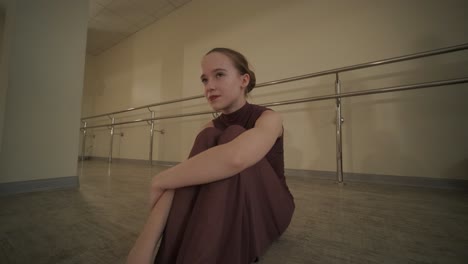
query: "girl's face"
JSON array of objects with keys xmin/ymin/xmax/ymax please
[{"xmin": 201, "ymin": 52, "xmax": 250, "ymax": 114}]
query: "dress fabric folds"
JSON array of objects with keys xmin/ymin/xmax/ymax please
[{"xmin": 154, "ymin": 102, "xmax": 295, "ymax": 264}]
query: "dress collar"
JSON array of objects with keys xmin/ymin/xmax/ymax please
[{"xmin": 220, "ymin": 102, "xmax": 251, "ymax": 125}]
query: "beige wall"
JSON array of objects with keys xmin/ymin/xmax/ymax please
[
  {"xmin": 0, "ymin": 0, "xmax": 9, "ymax": 152},
  {"xmin": 83, "ymin": 0, "xmax": 468, "ymax": 179},
  {"xmin": 0, "ymin": 0, "xmax": 88, "ymax": 183},
  {"xmin": 0, "ymin": 10, "xmax": 4, "ymax": 151}
]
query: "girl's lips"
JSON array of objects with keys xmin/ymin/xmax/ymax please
[{"xmin": 209, "ymin": 95, "xmax": 220, "ymax": 101}]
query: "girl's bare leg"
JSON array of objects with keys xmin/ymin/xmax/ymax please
[{"xmin": 127, "ymin": 190, "xmax": 175, "ymax": 264}]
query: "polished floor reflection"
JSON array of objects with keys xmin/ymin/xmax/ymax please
[{"xmin": 1, "ymin": 160, "xmax": 467, "ymax": 263}]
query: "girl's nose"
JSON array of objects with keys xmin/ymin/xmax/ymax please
[{"xmin": 205, "ymin": 81, "xmax": 215, "ymax": 91}]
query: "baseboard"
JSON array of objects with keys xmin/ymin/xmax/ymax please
[
  {"xmin": 152, "ymin": 160, "xmax": 180, "ymax": 167},
  {"xmin": 83, "ymin": 157, "xmax": 468, "ymax": 190},
  {"xmin": 285, "ymin": 168, "xmax": 468, "ymax": 190},
  {"xmin": 285, "ymin": 168, "xmax": 336, "ymax": 180},
  {"xmin": 0, "ymin": 176, "xmax": 79, "ymax": 196},
  {"xmin": 88, "ymin": 156, "xmax": 152, "ymax": 165},
  {"xmin": 85, "ymin": 156, "xmax": 179, "ymax": 167},
  {"xmin": 77, "ymin": 156, "xmax": 92, "ymax": 161}
]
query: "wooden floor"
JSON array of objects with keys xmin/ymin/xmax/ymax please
[{"xmin": 1, "ymin": 160, "xmax": 467, "ymax": 263}]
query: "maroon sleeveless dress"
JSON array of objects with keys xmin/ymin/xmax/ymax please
[{"xmin": 154, "ymin": 102, "xmax": 295, "ymax": 264}]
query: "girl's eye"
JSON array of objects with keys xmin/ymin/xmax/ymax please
[
  {"xmin": 201, "ymin": 78, "xmax": 207, "ymax": 84},
  {"xmin": 216, "ymin": 72, "xmax": 224, "ymax": 78}
]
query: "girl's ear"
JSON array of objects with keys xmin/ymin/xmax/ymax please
[{"xmin": 241, "ymin": 73, "xmax": 250, "ymax": 88}]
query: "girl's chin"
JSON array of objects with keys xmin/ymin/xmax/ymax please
[
  {"xmin": 210, "ymin": 106, "xmax": 222, "ymax": 112},
  {"xmin": 209, "ymin": 101, "xmax": 223, "ymax": 111}
]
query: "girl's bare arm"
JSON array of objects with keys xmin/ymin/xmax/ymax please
[{"xmin": 152, "ymin": 111, "xmax": 282, "ymax": 190}]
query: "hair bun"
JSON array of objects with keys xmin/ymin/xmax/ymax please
[{"xmin": 247, "ymin": 69, "xmax": 256, "ymax": 93}]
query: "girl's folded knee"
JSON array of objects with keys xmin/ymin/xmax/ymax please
[
  {"xmin": 198, "ymin": 127, "xmax": 222, "ymax": 138},
  {"xmin": 189, "ymin": 127, "xmax": 223, "ymax": 157},
  {"xmin": 218, "ymin": 125, "xmax": 246, "ymax": 144},
  {"xmin": 194, "ymin": 127, "xmax": 222, "ymax": 144}
]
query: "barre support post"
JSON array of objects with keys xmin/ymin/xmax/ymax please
[
  {"xmin": 149, "ymin": 111, "xmax": 155, "ymax": 166},
  {"xmin": 335, "ymin": 73, "xmax": 344, "ymax": 184},
  {"xmin": 81, "ymin": 121, "xmax": 87, "ymax": 162},
  {"xmin": 109, "ymin": 117, "xmax": 115, "ymax": 163}
]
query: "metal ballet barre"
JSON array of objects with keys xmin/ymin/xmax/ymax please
[{"xmin": 80, "ymin": 43, "xmax": 468, "ymax": 183}]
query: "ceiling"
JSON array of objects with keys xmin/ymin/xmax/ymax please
[{"xmin": 87, "ymin": 0, "xmax": 191, "ymax": 56}]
